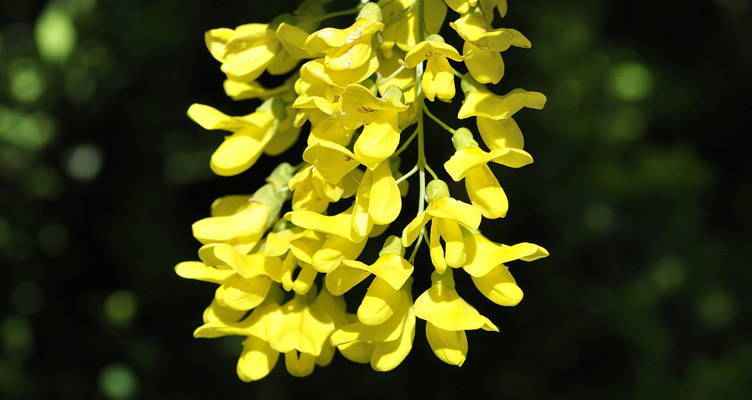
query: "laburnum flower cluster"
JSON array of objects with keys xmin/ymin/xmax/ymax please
[{"xmin": 176, "ymin": 0, "xmax": 549, "ymax": 381}]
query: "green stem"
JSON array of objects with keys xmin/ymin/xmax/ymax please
[
  {"xmin": 423, "ymin": 105, "xmax": 457, "ymax": 134},
  {"xmin": 394, "ymin": 128, "xmax": 418, "ymax": 156}
]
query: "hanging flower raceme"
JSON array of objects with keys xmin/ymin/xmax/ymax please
[{"xmin": 176, "ymin": 0, "xmax": 549, "ymax": 381}]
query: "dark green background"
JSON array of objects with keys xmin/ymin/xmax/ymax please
[{"xmin": 1, "ymin": 0, "xmax": 750, "ymax": 398}]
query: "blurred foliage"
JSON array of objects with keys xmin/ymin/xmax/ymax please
[{"xmin": 1, "ymin": 0, "xmax": 750, "ymax": 399}]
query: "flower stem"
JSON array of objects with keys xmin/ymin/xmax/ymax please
[{"xmin": 423, "ymin": 105, "xmax": 457, "ymax": 134}]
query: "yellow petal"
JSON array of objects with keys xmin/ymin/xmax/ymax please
[
  {"xmin": 316, "ymin": 342, "xmax": 336, "ymax": 367},
  {"xmin": 401, "ymin": 211, "xmax": 430, "ymax": 246},
  {"xmin": 427, "ymin": 197, "xmax": 482, "ymax": 229},
  {"xmin": 221, "ymin": 40, "xmax": 278, "ymax": 81},
  {"xmin": 477, "ymin": 117, "xmax": 524, "ymax": 150},
  {"xmin": 187, "ymin": 104, "xmax": 272, "ymax": 132},
  {"xmin": 357, "ymin": 278, "xmax": 402, "ymax": 325},
  {"xmin": 463, "ymin": 233, "xmax": 549, "ymax": 277},
  {"xmin": 463, "ymin": 41, "xmax": 504, "ymax": 84},
  {"xmin": 285, "ymin": 210, "xmax": 355, "ymax": 241},
  {"xmin": 210, "ymin": 195, "xmax": 251, "ymax": 217},
  {"xmin": 370, "ymin": 307, "xmax": 416, "ymax": 372},
  {"xmin": 458, "ymin": 89, "xmax": 547, "ymax": 120},
  {"xmin": 237, "ymin": 337, "xmax": 279, "ymax": 382},
  {"xmin": 351, "ymin": 171, "xmax": 374, "ymax": 241},
  {"xmin": 437, "ymin": 219, "xmax": 466, "ymax": 268},
  {"xmin": 265, "ymin": 122, "xmax": 301, "ymax": 156},
  {"xmin": 302, "ymin": 141, "xmax": 360, "ymax": 184},
  {"xmin": 404, "ymin": 39, "xmax": 462, "ymax": 68},
  {"xmin": 426, "ymin": 323, "xmax": 467, "ymax": 366},
  {"xmin": 425, "ymin": 0, "xmax": 448, "ymax": 34},
  {"xmin": 192, "ymin": 204, "xmax": 269, "ymax": 245},
  {"xmin": 312, "ymin": 236, "xmax": 367, "ymax": 273},
  {"xmin": 344, "ymin": 254, "xmax": 413, "ymax": 291},
  {"xmin": 429, "ymin": 222, "xmax": 447, "ymax": 273},
  {"xmin": 369, "ymin": 161, "xmax": 402, "ymax": 225},
  {"xmin": 205, "ymin": 28, "xmax": 234, "ymax": 61},
  {"xmin": 326, "ymin": 41, "xmax": 373, "ymax": 71},
  {"xmin": 465, "ymin": 164, "xmax": 509, "ymax": 219},
  {"xmin": 211, "ymin": 127, "xmax": 274, "ymax": 176},
  {"xmin": 472, "ymin": 266, "xmax": 523, "ymax": 306},
  {"xmin": 284, "ymin": 351, "xmax": 316, "ymax": 377},
  {"xmin": 292, "ymin": 264, "xmax": 318, "ymax": 295},
  {"xmin": 337, "ymin": 341, "xmax": 373, "ymax": 364},
  {"xmin": 175, "ymin": 261, "xmax": 232, "ymax": 283},
  {"xmin": 489, "ymin": 147, "xmax": 534, "ymax": 168},
  {"xmin": 332, "ymin": 290, "xmax": 411, "ymax": 344},
  {"xmin": 414, "ymin": 271, "xmax": 498, "ymax": 331},
  {"xmin": 354, "ymin": 118, "xmax": 401, "ymax": 170},
  {"xmin": 215, "ymin": 275, "xmax": 273, "ymax": 311},
  {"xmin": 450, "ymin": 13, "xmax": 530, "ymax": 51},
  {"xmin": 422, "ymin": 57, "xmax": 456, "ymax": 102},
  {"xmin": 325, "ymin": 265, "xmax": 371, "ymax": 296},
  {"xmin": 276, "ymin": 23, "xmax": 312, "ymax": 59}
]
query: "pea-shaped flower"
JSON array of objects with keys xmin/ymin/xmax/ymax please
[
  {"xmin": 463, "ymin": 232, "xmax": 549, "ymax": 306},
  {"xmin": 444, "ymin": 127, "xmax": 533, "ymax": 219},
  {"xmin": 402, "ymin": 180, "xmax": 482, "ymax": 271},
  {"xmin": 414, "ymin": 270, "xmax": 498, "ymax": 366},
  {"xmin": 325, "ymin": 236, "xmax": 414, "ymax": 325},
  {"xmin": 405, "ymin": 35, "xmax": 463, "ymax": 102}
]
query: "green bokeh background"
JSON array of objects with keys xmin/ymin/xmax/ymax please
[{"xmin": 1, "ymin": 0, "xmax": 750, "ymax": 398}]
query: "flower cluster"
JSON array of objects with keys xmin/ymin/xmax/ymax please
[{"xmin": 177, "ymin": 0, "xmax": 548, "ymax": 380}]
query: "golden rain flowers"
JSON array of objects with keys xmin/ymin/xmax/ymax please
[{"xmin": 176, "ymin": 0, "xmax": 548, "ymax": 380}]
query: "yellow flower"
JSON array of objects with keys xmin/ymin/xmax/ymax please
[
  {"xmin": 305, "ymin": 3, "xmax": 384, "ymax": 72},
  {"xmin": 288, "ymin": 164, "xmax": 361, "ymax": 212},
  {"xmin": 341, "ymin": 84, "xmax": 408, "ymax": 170},
  {"xmin": 380, "ymin": 0, "xmax": 447, "ymax": 52},
  {"xmin": 205, "ymin": 21, "xmax": 311, "ymax": 83},
  {"xmin": 402, "ymin": 180, "xmax": 482, "ymax": 272},
  {"xmin": 181, "ymin": 0, "xmax": 548, "ymax": 380},
  {"xmin": 187, "ymin": 102, "xmax": 276, "ymax": 176},
  {"xmin": 175, "ymin": 244, "xmax": 283, "ymax": 311},
  {"xmin": 463, "ymin": 232, "xmax": 549, "ymax": 306},
  {"xmin": 459, "ymin": 81, "xmax": 546, "ymax": 124},
  {"xmin": 330, "ymin": 284, "xmax": 416, "ymax": 371},
  {"xmin": 205, "ymin": 24, "xmax": 279, "ymax": 82},
  {"xmin": 414, "ymin": 270, "xmax": 498, "ymax": 366},
  {"xmin": 266, "ymin": 286, "xmax": 347, "ymax": 377},
  {"xmin": 443, "ymin": 128, "xmax": 533, "ymax": 219},
  {"xmin": 264, "ymin": 227, "xmax": 325, "ymax": 294},
  {"xmin": 404, "ymin": 35, "xmax": 463, "ymax": 102},
  {"xmin": 325, "ymin": 236, "xmax": 414, "ymax": 325},
  {"xmin": 192, "ymin": 294, "xmax": 283, "ymax": 382},
  {"xmin": 451, "ymin": 11, "xmax": 530, "ymax": 84},
  {"xmin": 191, "ymin": 164, "xmax": 292, "ymax": 252}
]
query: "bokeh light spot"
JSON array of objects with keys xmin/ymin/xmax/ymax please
[
  {"xmin": 698, "ymin": 290, "xmax": 735, "ymax": 328},
  {"xmin": 65, "ymin": 144, "xmax": 103, "ymax": 181},
  {"xmin": 8, "ymin": 61, "xmax": 46, "ymax": 103},
  {"xmin": 651, "ymin": 256, "xmax": 685, "ymax": 293},
  {"xmin": 35, "ymin": 6, "xmax": 77, "ymax": 63},
  {"xmin": 2, "ymin": 317, "xmax": 32, "ymax": 355},
  {"xmin": 609, "ymin": 62, "xmax": 653, "ymax": 102},
  {"xmin": 104, "ymin": 291, "xmax": 138, "ymax": 327},
  {"xmin": 0, "ymin": 108, "xmax": 56, "ymax": 151},
  {"xmin": 99, "ymin": 364, "xmax": 138, "ymax": 399}
]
